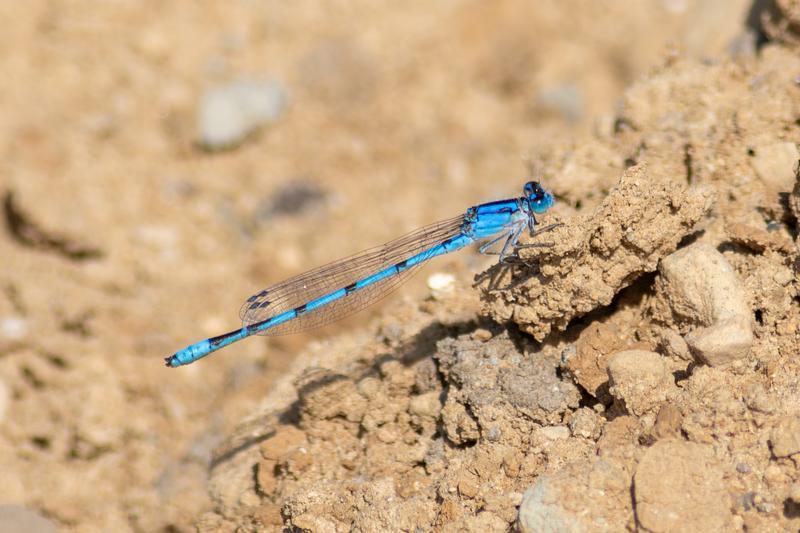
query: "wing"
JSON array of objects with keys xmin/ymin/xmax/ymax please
[{"xmin": 239, "ymin": 214, "xmax": 466, "ymax": 335}]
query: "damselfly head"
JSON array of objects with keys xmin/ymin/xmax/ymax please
[{"xmin": 523, "ymin": 181, "xmax": 554, "ymax": 214}]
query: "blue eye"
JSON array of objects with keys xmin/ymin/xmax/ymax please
[
  {"xmin": 524, "ymin": 181, "xmax": 535, "ymax": 196},
  {"xmin": 524, "ymin": 181, "xmax": 553, "ymax": 214}
]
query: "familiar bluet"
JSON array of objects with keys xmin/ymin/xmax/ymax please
[{"xmin": 166, "ymin": 181, "xmax": 554, "ymax": 367}]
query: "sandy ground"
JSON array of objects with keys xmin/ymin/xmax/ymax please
[{"xmin": 1, "ymin": 1, "xmax": 799, "ymax": 532}]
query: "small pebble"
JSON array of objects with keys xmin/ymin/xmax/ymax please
[
  {"xmin": 652, "ymin": 403, "xmax": 682, "ymax": 439},
  {"xmin": 738, "ymin": 491, "xmax": 757, "ymax": 511},
  {"xmin": 569, "ymin": 407, "xmax": 601, "ymax": 439},
  {"xmin": 538, "ymin": 425, "xmax": 570, "ymax": 440},
  {"xmin": 427, "ymin": 272, "xmax": 456, "ymax": 300},
  {"xmin": 198, "ymin": 79, "xmax": 286, "ymax": 150},
  {"xmin": 659, "ymin": 328, "xmax": 692, "ymax": 361},
  {"xmin": 486, "ymin": 426, "xmax": 502, "ymax": 442},
  {"xmin": 756, "ymin": 501, "xmax": 775, "ymax": 514},
  {"xmin": 773, "ymin": 269, "xmax": 794, "ymax": 287},
  {"xmin": 470, "ymin": 328, "xmax": 493, "ymax": 342},
  {"xmin": 255, "ymin": 181, "xmax": 327, "ymax": 221},
  {"xmin": 607, "ymin": 350, "xmax": 674, "ymax": 416},
  {"xmin": 518, "ymin": 478, "xmax": 580, "ymax": 533},
  {"xmin": 0, "ymin": 317, "xmax": 27, "ymax": 340},
  {"xmin": 560, "ymin": 345, "xmax": 576, "ymax": 364}
]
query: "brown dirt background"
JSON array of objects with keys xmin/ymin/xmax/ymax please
[{"xmin": 1, "ymin": 1, "xmax": 799, "ymax": 532}]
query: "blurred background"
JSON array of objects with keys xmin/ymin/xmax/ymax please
[{"xmin": 0, "ymin": 0, "xmax": 760, "ymax": 530}]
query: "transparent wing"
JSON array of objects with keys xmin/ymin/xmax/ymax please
[{"xmin": 239, "ymin": 215, "xmax": 466, "ymax": 335}]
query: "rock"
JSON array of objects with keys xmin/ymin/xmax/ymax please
[
  {"xmin": 658, "ymin": 328, "xmax": 693, "ymax": 361},
  {"xmin": 652, "ymin": 404, "xmax": 683, "ymax": 439},
  {"xmin": 569, "ymin": 407, "xmax": 603, "ymax": 440},
  {"xmin": 633, "ymin": 440, "xmax": 731, "ymax": 532},
  {"xmin": 561, "ymin": 322, "xmax": 628, "ymax": 400},
  {"xmin": 686, "ymin": 321, "xmax": 754, "ymax": 367},
  {"xmin": 441, "ymin": 399, "xmax": 479, "ymax": 445},
  {"xmin": 408, "ymin": 391, "xmax": 442, "ymax": 418},
  {"xmin": 607, "ymin": 350, "xmax": 675, "ymax": 416},
  {"xmin": 426, "ymin": 272, "xmax": 456, "ymax": 300},
  {"xmin": 0, "ymin": 317, "xmax": 27, "ymax": 340},
  {"xmin": 769, "ymin": 415, "xmax": 800, "ymax": 458},
  {"xmin": 751, "ymin": 142, "xmax": 799, "ymax": 191},
  {"xmin": 657, "ymin": 242, "xmax": 753, "ymax": 366},
  {"xmin": 518, "ymin": 458, "xmax": 632, "ymax": 532},
  {"xmin": 538, "ymin": 426, "xmax": 570, "ymax": 441},
  {"xmin": 597, "ymin": 416, "xmax": 641, "ymax": 458},
  {"xmin": 198, "ymin": 79, "xmax": 286, "ymax": 150},
  {"xmin": 255, "ymin": 181, "xmax": 327, "ymax": 221},
  {"xmin": 518, "ymin": 478, "xmax": 582, "ymax": 533}
]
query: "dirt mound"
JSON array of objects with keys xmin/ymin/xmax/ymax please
[{"xmin": 199, "ymin": 46, "xmax": 800, "ymax": 532}]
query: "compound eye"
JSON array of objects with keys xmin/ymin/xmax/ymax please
[
  {"xmin": 527, "ymin": 181, "xmax": 553, "ymax": 213},
  {"xmin": 523, "ymin": 181, "xmax": 536, "ymax": 197},
  {"xmin": 524, "ymin": 181, "xmax": 543, "ymax": 200}
]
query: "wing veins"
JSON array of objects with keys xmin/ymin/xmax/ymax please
[{"xmin": 239, "ymin": 214, "xmax": 466, "ymax": 332}]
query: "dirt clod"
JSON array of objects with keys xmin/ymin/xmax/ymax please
[
  {"xmin": 481, "ymin": 165, "xmax": 713, "ymax": 342},
  {"xmin": 561, "ymin": 322, "xmax": 629, "ymax": 400},
  {"xmin": 655, "ymin": 242, "xmax": 754, "ymax": 366},
  {"xmin": 633, "ymin": 440, "xmax": 731, "ymax": 532},
  {"xmin": 607, "ymin": 350, "xmax": 676, "ymax": 417},
  {"xmin": 518, "ymin": 458, "xmax": 633, "ymax": 533},
  {"xmin": 769, "ymin": 415, "xmax": 800, "ymax": 458}
]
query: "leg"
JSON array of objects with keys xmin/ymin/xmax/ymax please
[
  {"xmin": 478, "ymin": 231, "xmax": 511, "ymax": 255},
  {"xmin": 497, "ymin": 224, "xmax": 525, "ymax": 261},
  {"xmin": 515, "ymin": 222, "xmax": 563, "ymax": 250},
  {"xmin": 537, "ymin": 222, "xmax": 563, "ymax": 234},
  {"xmin": 478, "ymin": 223, "xmax": 525, "ymax": 260}
]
